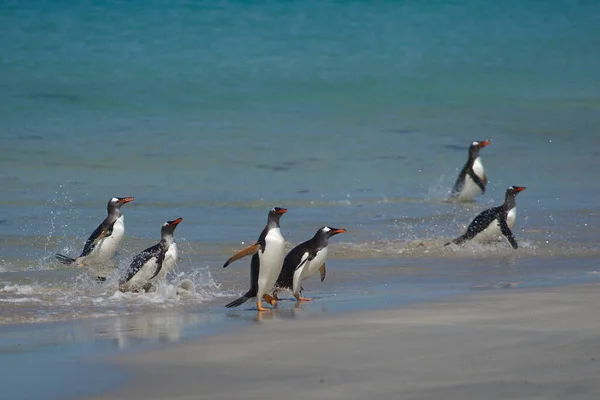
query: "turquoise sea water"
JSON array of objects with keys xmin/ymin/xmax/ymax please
[{"xmin": 1, "ymin": 1, "xmax": 600, "ymax": 397}]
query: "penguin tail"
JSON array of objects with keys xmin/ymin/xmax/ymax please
[
  {"xmin": 55, "ymin": 253, "xmax": 76, "ymax": 264},
  {"xmin": 445, "ymin": 235, "xmax": 468, "ymax": 246},
  {"xmin": 225, "ymin": 291, "xmax": 254, "ymax": 308}
]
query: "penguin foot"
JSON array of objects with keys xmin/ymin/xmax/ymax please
[
  {"xmin": 294, "ymin": 294, "xmax": 313, "ymax": 302},
  {"xmin": 255, "ymin": 299, "xmax": 270, "ymax": 312},
  {"xmin": 263, "ymin": 294, "xmax": 277, "ymax": 307}
]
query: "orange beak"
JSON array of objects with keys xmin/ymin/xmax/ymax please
[
  {"xmin": 275, "ymin": 208, "xmax": 288, "ymax": 214},
  {"xmin": 169, "ymin": 217, "xmax": 183, "ymax": 227},
  {"xmin": 119, "ymin": 197, "xmax": 135, "ymax": 204},
  {"xmin": 478, "ymin": 140, "xmax": 491, "ymax": 148},
  {"xmin": 331, "ymin": 228, "xmax": 346, "ymax": 235},
  {"xmin": 514, "ymin": 186, "xmax": 526, "ymax": 192}
]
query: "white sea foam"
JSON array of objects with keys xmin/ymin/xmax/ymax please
[
  {"xmin": 0, "ymin": 297, "xmax": 44, "ymax": 303},
  {"xmin": 1, "ymin": 284, "xmax": 37, "ymax": 295},
  {"xmin": 0, "ymin": 266, "xmax": 233, "ymax": 324}
]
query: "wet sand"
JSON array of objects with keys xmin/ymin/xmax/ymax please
[{"xmin": 88, "ymin": 283, "xmax": 600, "ymax": 400}]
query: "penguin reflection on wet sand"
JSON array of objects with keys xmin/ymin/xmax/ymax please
[
  {"xmin": 119, "ymin": 218, "xmax": 182, "ymax": 292},
  {"xmin": 449, "ymin": 140, "xmax": 491, "ymax": 202},
  {"xmin": 56, "ymin": 197, "xmax": 134, "ymax": 267},
  {"xmin": 274, "ymin": 226, "xmax": 346, "ymax": 302},
  {"xmin": 223, "ymin": 207, "xmax": 287, "ymax": 311},
  {"xmin": 446, "ymin": 186, "xmax": 526, "ymax": 249}
]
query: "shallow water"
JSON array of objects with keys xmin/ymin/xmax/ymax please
[{"xmin": 1, "ymin": 2, "xmax": 600, "ymax": 397}]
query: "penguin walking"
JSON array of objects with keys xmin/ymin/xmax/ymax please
[
  {"xmin": 56, "ymin": 197, "xmax": 134, "ymax": 267},
  {"xmin": 119, "ymin": 218, "xmax": 182, "ymax": 292},
  {"xmin": 223, "ymin": 207, "xmax": 287, "ymax": 311},
  {"xmin": 446, "ymin": 186, "xmax": 526, "ymax": 249},
  {"xmin": 274, "ymin": 226, "xmax": 346, "ymax": 302},
  {"xmin": 449, "ymin": 140, "xmax": 491, "ymax": 202}
]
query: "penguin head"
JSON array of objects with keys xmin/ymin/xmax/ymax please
[
  {"xmin": 469, "ymin": 140, "xmax": 491, "ymax": 158},
  {"xmin": 319, "ymin": 226, "xmax": 347, "ymax": 238},
  {"xmin": 107, "ymin": 196, "xmax": 134, "ymax": 213},
  {"xmin": 507, "ymin": 186, "xmax": 526, "ymax": 196},
  {"xmin": 161, "ymin": 217, "xmax": 183, "ymax": 236},
  {"xmin": 268, "ymin": 207, "xmax": 287, "ymax": 220}
]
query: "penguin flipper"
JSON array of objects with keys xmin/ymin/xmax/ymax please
[
  {"xmin": 120, "ymin": 243, "xmax": 162, "ymax": 284},
  {"xmin": 468, "ymin": 170, "xmax": 486, "ymax": 193},
  {"xmin": 294, "ymin": 252, "xmax": 313, "ymax": 271},
  {"xmin": 499, "ymin": 218, "xmax": 518, "ymax": 249},
  {"xmin": 223, "ymin": 243, "xmax": 261, "ymax": 268},
  {"xmin": 80, "ymin": 220, "xmax": 114, "ymax": 257},
  {"xmin": 450, "ymin": 163, "xmax": 470, "ymax": 197},
  {"xmin": 319, "ymin": 263, "xmax": 326, "ymax": 282},
  {"xmin": 55, "ymin": 253, "xmax": 76, "ymax": 264}
]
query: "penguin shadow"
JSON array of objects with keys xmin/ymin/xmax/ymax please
[
  {"xmin": 225, "ymin": 296, "xmax": 328, "ymax": 323},
  {"xmin": 225, "ymin": 307, "xmax": 298, "ymax": 323}
]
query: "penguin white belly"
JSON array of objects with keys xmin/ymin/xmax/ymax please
[
  {"xmin": 472, "ymin": 157, "xmax": 485, "ymax": 179},
  {"xmin": 473, "ymin": 220, "xmax": 502, "ymax": 243},
  {"xmin": 506, "ymin": 207, "xmax": 517, "ymax": 229},
  {"xmin": 154, "ymin": 243, "xmax": 178, "ymax": 282},
  {"xmin": 257, "ymin": 228, "xmax": 285, "ymax": 298},
  {"xmin": 87, "ymin": 216, "xmax": 125, "ymax": 263},
  {"xmin": 293, "ymin": 247, "xmax": 328, "ymax": 295},
  {"xmin": 455, "ymin": 158, "xmax": 485, "ymax": 201}
]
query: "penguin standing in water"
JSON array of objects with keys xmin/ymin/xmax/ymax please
[
  {"xmin": 274, "ymin": 226, "xmax": 346, "ymax": 302},
  {"xmin": 56, "ymin": 197, "xmax": 134, "ymax": 267},
  {"xmin": 449, "ymin": 140, "xmax": 491, "ymax": 202},
  {"xmin": 119, "ymin": 218, "xmax": 182, "ymax": 292},
  {"xmin": 446, "ymin": 186, "xmax": 526, "ymax": 249},
  {"xmin": 223, "ymin": 207, "xmax": 287, "ymax": 311}
]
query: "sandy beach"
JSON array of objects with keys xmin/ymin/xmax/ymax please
[{"xmin": 88, "ymin": 283, "xmax": 600, "ymax": 400}]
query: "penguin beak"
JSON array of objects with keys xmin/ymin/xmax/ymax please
[
  {"xmin": 168, "ymin": 217, "xmax": 183, "ymax": 227},
  {"xmin": 478, "ymin": 140, "xmax": 491, "ymax": 148},
  {"xmin": 514, "ymin": 186, "xmax": 526, "ymax": 192},
  {"xmin": 275, "ymin": 208, "xmax": 288, "ymax": 214},
  {"xmin": 331, "ymin": 228, "xmax": 346, "ymax": 235},
  {"xmin": 119, "ymin": 197, "xmax": 135, "ymax": 204}
]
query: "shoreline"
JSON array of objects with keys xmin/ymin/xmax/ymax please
[{"xmin": 87, "ymin": 281, "xmax": 600, "ymax": 400}]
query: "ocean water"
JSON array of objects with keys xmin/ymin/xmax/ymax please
[{"xmin": 1, "ymin": 0, "xmax": 600, "ymax": 352}]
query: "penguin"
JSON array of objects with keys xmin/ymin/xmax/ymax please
[
  {"xmin": 56, "ymin": 197, "xmax": 134, "ymax": 267},
  {"xmin": 223, "ymin": 207, "xmax": 287, "ymax": 311},
  {"xmin": 274, "ymin": 226, "xmax": 346, "ymax": 302},
  {"xmin": 446, "ymin": 186, "xmax": 526, "ymax": 249},
  {"xmin": 449, "ymin": 140, "xmax": 491, "ymax": 202},
  {"xmin": 119, "ymin": 217, "xmax": 182, "ymax": 292}
]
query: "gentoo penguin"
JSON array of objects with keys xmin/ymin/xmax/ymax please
[
  {"xmin": 119, "ymin": 218, "xmax": 182, "ymax": 292},
  {"xmin": 55, "ymin": 197, "xmax": 134, "ymax": 267},
  {"xmin": 274, "ymin": 226, "xmax": 346, "ymax": 302},
  {"xmin": 223, "ymin": 207, "xmax": 287, "ymax": 311},
  {"xmin": 449, "ymin": 140, "xmax": 491, "ymax": 202},
  {"xmin": 446, "ymin": 186, "xmax": 526, "ymax": 249}
]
